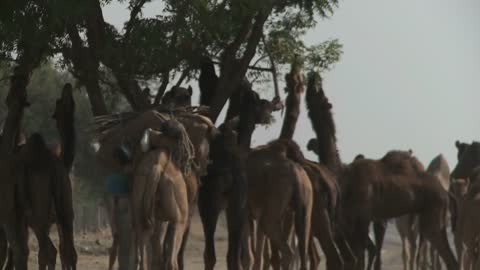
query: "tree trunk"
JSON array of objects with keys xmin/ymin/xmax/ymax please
[{"xmin": 208, "ymin": 8, "xmax": 272, "ymax": 123}]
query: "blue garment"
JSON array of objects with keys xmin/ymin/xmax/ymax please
[{"xmin": 106, "ymin": 173, "xmax": 131, "ymax": 195}]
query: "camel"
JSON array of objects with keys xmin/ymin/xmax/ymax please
[
  {"xmin": 301, "ymin": 73, "xmax": 457, "ymax": 270},
  {"xmin": 451, "ymin": 141, "xmax": 480, "ymax": 270},
  {"xmin": 94, "ymin": 105, "xmax": 217, "ymax": 270},
  {"xmin": 197, "ymin": 86, "xmax": 275, "ymax": 270},
  {"xmin": 394, "ymin": 154, "xmax": 450, "ymax": 270},
  {"xmin": 0, "ymin": 83, "xmax": 77, "ymax": 270},
  {"xmin": 197, "ymin": 56, "xmax": 284, "ymax": 270},
  {"xmin": 104, "ymin": 85, "xmax": 195, "ymax": 270},
  {"xmin": 339, "ymin": 150, "xmax": 458, "ymax": 270}
]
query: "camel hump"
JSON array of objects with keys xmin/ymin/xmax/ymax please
[
  {"xmin": 267, "ymin": 139, "xmax": 305, "ymax": 164},
  {"xmin": 427, "ymin": 154, "xmax": 450, "ymax": 190}
]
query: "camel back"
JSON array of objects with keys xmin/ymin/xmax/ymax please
[
  {"xmin": 95, "ymin": 108, "xmax": 216, "ymax": 173},
  {"xmin": 427, "ymin": 154, "xmax": 450, "ymax": 191}
]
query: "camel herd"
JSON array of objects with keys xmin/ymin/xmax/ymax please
[{"xmin": 0, "ymin": 58, "xmax": 479, "ymax": 270}]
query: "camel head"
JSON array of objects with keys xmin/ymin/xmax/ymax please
[
  {"xmin": 353, "ymin": 154, "xmax": 365, "ymax": 162},
  {"xmin": 455, "ymin": 140, "xmax": 470, "ymax": 162},
  {"xmin": 162, "ymin": 86, "xmax": 193, "ymax": 108},
  {"xmin": 451, "ymin": 142, "xmax": 480, "ymax": 179},
  {"xmin": 306, "ymin": 138, "xmax": 319, "ymax": 155}
]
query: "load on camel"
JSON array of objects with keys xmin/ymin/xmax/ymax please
[{"xmin": 93, "ymin": 103, "xmax": 217, "ymax": 270}]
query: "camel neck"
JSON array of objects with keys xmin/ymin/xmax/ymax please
[{"xmin": 306, "ymin": 74, "xmax": 342, "ymax": 174}]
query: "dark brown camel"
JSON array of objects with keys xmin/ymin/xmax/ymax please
[
  {"xmin": 451, "ymin": 142, "xmax": 480, "ymax": 270},
  {"xmin": 197, "ymin": 55, "xmax": 281, "ymax": 270},
  {"xmin": 198, "ymin": 83, "xmax": 275, "ymax": 270},
  {"xmin": 0, "ymin": 83, "xmax": 77, "ymax": 270}
]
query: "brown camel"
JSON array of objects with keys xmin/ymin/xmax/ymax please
[
  {"xmin": 197, "ymin": 57, "xmax": 279, "ymax": 270},
  {"xmin": 252, "ymin": 67, "xmax": 345, "ymax": 270},
  {"xmin": 95, "ymin": 106, "xmax": 216, "ymax": 270},
  {"xmin": 339, "ymin": 150, "xmax": 458, "ymax": 270},
  {"xmin": 395, "ymin": 154, "xmax": 450, "ymax": 270},
  {"xmin": 451, "ymin": 141, "xmax": 480, "ymax": 270},
  {"xmin": 303, "ymin": 73, "xmax": 457, "ymax": 270},
  {"xmin": 104, "ymin": 85, "xmax": 196, "ymax": 270},
  {"xmin": 268, "ymin": 69, "xmax": 343, "ymax": 269},
  {"xmin": 0, "ymin": 83, "xmax": 77, "ymax": 270}
]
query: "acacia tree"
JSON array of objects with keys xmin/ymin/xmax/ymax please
[
  {"xmin": 53, "ymin": 0, "xmax": 342, "ymax": 122},
  {"xmin": 0, "ymin": 0, "xmax": 343, "ymax": 147}
]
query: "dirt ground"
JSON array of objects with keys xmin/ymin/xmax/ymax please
[{"xmin": 27, "ymin": 214, "xmax": 454, "ymax": 270}]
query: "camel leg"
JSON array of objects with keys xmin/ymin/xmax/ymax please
[
  {"xmin": 420, "ymin": 213, "xmax": 458, "ymax": 270},
  {"xmin": 241, "ymin": 219, "xmax": 254, "ymax": 270},
  {"xmin": 33, "ymin": 226, "xmax": 53, "ymax": 270},
  {"xmin": 227, "ymin": 196, "xmax": 246, "ymax": 270},
  {"xmin": 164, "ymin": 221, "xmax": 187, "ymax": 270},
  {"xmin": 373, "ymin": 221, "xmax": 386, "ymax": 270},
  {"xmin": 315, "ymin": 209, "xmax": 343, "ymax": 270},
  {"xmin": 177, "ymin": 222, "xmax": 190, "ymax": 270},
  {"xmin": 431, "ymin": 244, "xmax": 442, "ymax": 270},
  {"xmin": 263, "ymin": 239, "xmax": 271, "ymax": 270},
  {"xmin": 0, "ymin": 228, "xmax": 9, "ymax": 269},
  {"xmin": 335, "ymin": 229, "xmax": 356, "ymax": 270},
  {"xmin": 150, "ymin": 222, "xmax": 167, "ymax": 270},
  {"xmin": 253, "ymin": 224, "xmax": 266, "ymax": 270},
  {"xmin": 264, "ymin": 221, "xmax": 294, "ymax": 270},
  {"xmin": 348, "ymin": 220, "xmax": 369, "ymax": 270},
  {"xmin": 270, "ymin": 242, "xmax": 281, "ymax": 270},
  {"xmin": 417, "ymin": 236, "xmax": 428, "ymax": 270},
  {"xmin": 309, "ymin": 239, "xmax": 321, "ymax": 270},
  {"xmin": 3, "ymin": 221, "xmax": 28, "ymax": 270},
  {"xmin": 198, "ymin": 184, "xmax": 221, "ymax": 270},
  {"xmin": 109, "ymin": 233, "xmax": 119, "ymax": 270},
  {"xmin": 366, "ymin": 236, "xmax": 376, "ymax": 270}
]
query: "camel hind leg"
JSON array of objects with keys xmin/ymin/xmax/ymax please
[
  {"xmin": 315, "ymin": 209, "xmax": 343, "ymax": 270},
  {"xmin": 3, "ymin": 222, "xmax": 28, "ymax": 270},
  {"xmin": 419, "ymin": 210, "xmax": 458, "ymax": 270},
  {"xmin": 164, "ymin": 215, "xmax": 187, "ymax": 270}
]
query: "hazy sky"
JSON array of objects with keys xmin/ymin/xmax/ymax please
[{"xmin": 103, "ymin": 0, "xmax": 480, "ymax": 167}]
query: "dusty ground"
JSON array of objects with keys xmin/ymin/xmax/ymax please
[{"xmin": 27, "ymin": 214, "xmax": 454, "ymax": 270}]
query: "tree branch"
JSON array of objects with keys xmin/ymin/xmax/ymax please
[
  {"xmin": 124, "ymin": 0, "xmax": 148, "ymax": 41},
  {"xmin": 212, "ymin": 60, "xmax": 272, "ymax": 72},
  {"xmin": 154, "ymin": 71, "xmax": 170, "ymax": 105},
  {"xmin": 262, "ymin": 34, "xmax": 280, "ymax": 99}
]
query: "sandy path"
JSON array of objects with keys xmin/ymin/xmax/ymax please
[{"xmin": 26, "ymin": 214, "xmax": 455, "ymax": 270}]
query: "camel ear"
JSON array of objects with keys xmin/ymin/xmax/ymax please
[
  {"xmin": 408, "ymin": 149, "xmax": 413, "ymax": 155},
  {"xmin": 188, "ymin": 86, "xmax": 193, "ymax": 96},
  {"xmin": 455, "ymin": 140, "xmax": 460, "ymax": 148}
]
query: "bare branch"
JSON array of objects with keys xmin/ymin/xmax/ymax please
[
  {"xmin": 261, "ymin": 34, "xmax": 280, "ymax": 99},
  {"xmin": 154, "ymin": 71, "xmax": 170, "ymax": 105},
  {"xmin": 211, "ymin": 60, "xmax": 272, "ymax": 72},
  {"xmin": 175, "ymin": 68, "xmax": 190, "ymax": 87}
]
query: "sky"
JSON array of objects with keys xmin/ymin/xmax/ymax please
[{"xmin": 102, "ymin": 0, "xmax": 480, "ymax": 167}]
